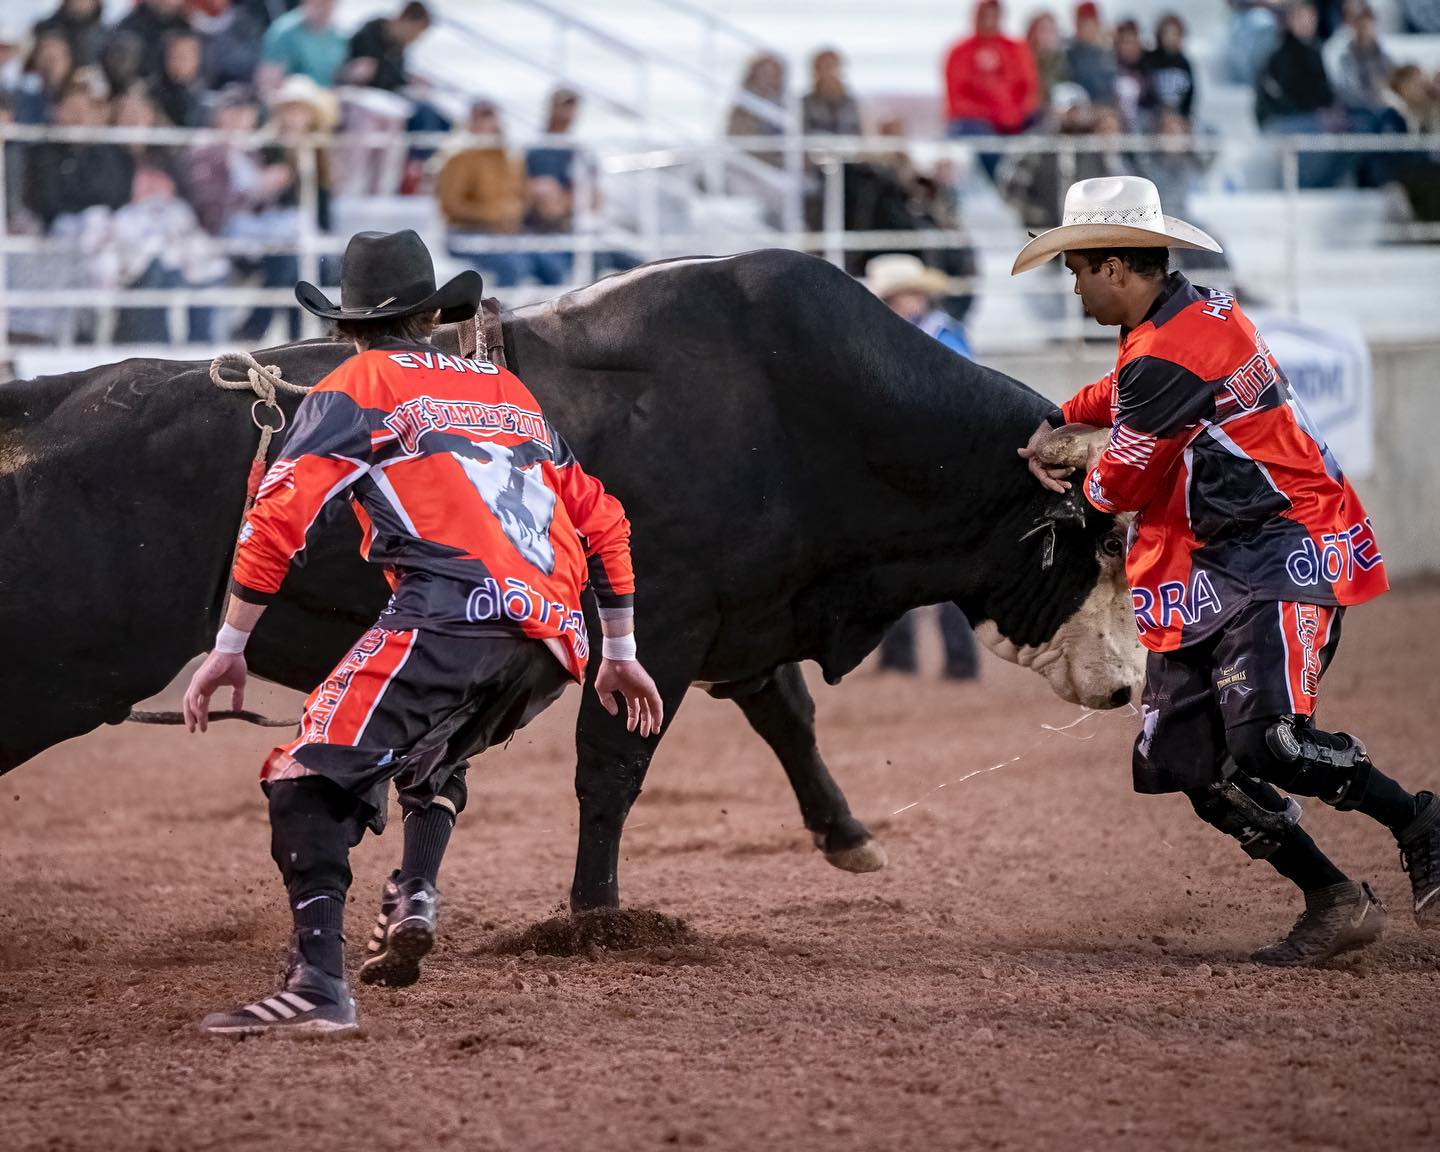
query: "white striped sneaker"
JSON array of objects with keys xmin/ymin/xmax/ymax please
[
  {"xmin": 200, "ymin": 962, "xmax": 358, "ymax": 1037},
  {"xmin": 359, "ymin": 871, "xmax": 438, "ymax": 988}
]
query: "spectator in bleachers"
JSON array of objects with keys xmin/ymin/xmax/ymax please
[
  {"xmin": 1142, "ymin": 14, "xmax": 1195, "ymax": 121},
  {"xmin": 229, "ymin": 73, "xmax": 336, "ymax": 343},
  {"xmin": 521, "ymin": 87, "xmax": 585, "ymax": 285},
  {"xmin": 944, "ymin": 1, "xmax": 1040, "ymax": 140},
  {"xmin": 802, "ymin": 49, "xmax": 861, "ymax": 136},
  {"xmin": 1112, "ymin": 18, "xmax": 1151, "ymax": 129},
  {"xmin": 108, "ymin": 0, "xmax": 190, "ymax": 82},
  {"xmin": 1225, "ymin": 1, "xmax": 1285, "ymax": 83},
  {"xmin": 154, "ymin": 30, "xmax": 209, "ymax": 129},
  {"xmin": 1026, "ymin": 12, "xmax": 1071, "ymax": 103},
  {"xmin": 437, "ymin": 99, "xmax": 529, "ymax": 287},
  {"xmin": 343, "ymin": 2, "xmax": 431, "ymax": 93},
  {"xmin": 1400, "ymin": 0, "xmax": 1440, "ymax": 32},
  {"xmin": 15, "ymin": 30, "xmax": 74, "ymax": 125},
  {"xmin": 33, "ymin": 0, "xmax": 106, "ymax": 71},
  {"xmin": 100, "ymin": 30, "xmax": 146, "ymax": 100},
  {"xmin": 726, "ymin": 51, "xmax": 787, "ymax": 171},
  {"xmin": 184, "ymin": 83, "xmax": 262, "ymax": 236},
  {"xmin": 997, "ymin": 83, "xmax": 1126, "ymax": 234},
  {"xmin": 1066, "ymin": 2, "xmax": 1117, "ymax": 105},
  {"xmin": 1139, "ymin": 109, "xmax": 1229, "ymax": 271},
  {"xmin": 1381, "ymin": 64, "xmax": 1440, "ymax": 221},
  {"xmin": 1256, "ymin": 2, "xmax": 1348, "ymax": 186},
  {"xmin": 107, "ymin": 162, "xmax": 227, "ymax": 344},
  {"xmin": 1333, "ymin": 4, "xmax": 1394, "ymax": 114},
  {"xmin": 258, "ymin": 0, "xmax": 346, "ymax": 95},
  {"xmin": 526, "ymin": 86, "xmax": 581, "ymax": 206},
  {"xmin": 192, "ymin": 0, "xmax": 268, "ymax": 91},
  {"xmin": 342, "ymin": 1, "xmax": 448, "ymax": 185},
  {"xmin": 22, "ymin": 75, "xmax": 131, "ymax": 229},
  {"xmin": 113, "ymin": 81, "xmax": 181, "ymax": 189},
  {"xmin": 866, "ymin": 253, "xmax": 973, "ymax": 358}
]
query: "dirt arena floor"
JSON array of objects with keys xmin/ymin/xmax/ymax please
[{"xmin": 3, "ymin": 584, "xmax": 1439, "ymax": 1151}]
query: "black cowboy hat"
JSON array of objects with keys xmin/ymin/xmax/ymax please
[{"xmin": 295, "ymin": 229, "xmax": 483, "ymax": 324}]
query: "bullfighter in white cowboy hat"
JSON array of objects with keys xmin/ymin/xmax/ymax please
[{"xmin": 1014, "ymin": 174, "xmax": 1440, "ymax": 967}]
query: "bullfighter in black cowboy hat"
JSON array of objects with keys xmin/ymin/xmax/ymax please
[{"xmin": 185, "ymin": 230, "xmax": 664, "ymax": 1034}]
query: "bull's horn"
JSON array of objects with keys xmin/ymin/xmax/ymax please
[{"xmin": 1033, "ymin": 423, "xmax": 1109, "ymax": 470}]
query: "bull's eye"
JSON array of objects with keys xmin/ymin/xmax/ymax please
[{"xmin": 1100, "ymin": 535, "xmax": 1124, "ymax": 557}]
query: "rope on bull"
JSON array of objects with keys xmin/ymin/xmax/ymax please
[{"xmin": 124, "ymin": 352, "xmax": 313, "ymax": 732}]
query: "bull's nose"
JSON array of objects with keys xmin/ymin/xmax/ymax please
[{"xmin": 1109, "ymin": 686, "xmax": 1132, "ymax": 707}]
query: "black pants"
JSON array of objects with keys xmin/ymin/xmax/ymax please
[{"xmin": 879, "ymin": 604, "xmax": 978, "ymax": 678}]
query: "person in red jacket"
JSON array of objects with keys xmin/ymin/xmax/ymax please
[
  {"xmin": 1013, "ymin": 176, "xmax": 1440, "ymax": 967},
  {"xmin": 183, "ymin": 230, "xmax": 663, "ymax": 1035},
  {"xmin": 944, "ymin": 0, "xmax": 1040, "ymax": 177}
]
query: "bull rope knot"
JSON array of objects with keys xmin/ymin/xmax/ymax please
[
  {"xmin": 125, "ymin": 353, "xmax": 313, "ymax": 732},
  {"xmin": 208, "ymin": 352, "xmax": 312, "ymax": 511}
]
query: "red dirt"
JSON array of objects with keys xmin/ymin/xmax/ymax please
[{"xmin": 3, "ymin": 584, "xmax": 1439, "ymax": 1151}]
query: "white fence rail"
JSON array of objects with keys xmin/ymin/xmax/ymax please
[{"xmin": 2, "ymin": 124, "xmax": 1437, "ymax": 363}]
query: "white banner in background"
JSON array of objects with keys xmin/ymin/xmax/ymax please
[{"xmin": 1252, "ymin": 311, "xmax": 1374, "ymax": 478}]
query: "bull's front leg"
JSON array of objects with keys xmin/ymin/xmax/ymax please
[
  {"xmin": 570, "ymin": 606, "xmax": 714, "ymax": 912},
  {"xmin": 725, "ymin": 663, "xmax": 886, "ymax": 873}
]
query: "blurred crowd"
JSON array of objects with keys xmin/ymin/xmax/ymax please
[
  {"xmin": 0, "ymin": 0, "xmax": 1437, "ymax": 347},
  {"xmin": 0, "ymin": 0, "xmax": 607, "ymax": 344}
]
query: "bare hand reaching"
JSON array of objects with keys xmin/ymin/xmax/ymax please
[
  {"xmin": 1016, "ymin": 420, "xmax": 1078, "ymax": 494},
  {"xmin": 183, "ymin": 651, "xmax": 248, "ymax": 733},
  {"xmin": 594, "ymin": 658, "xmax": 664, "ymax": 737}
]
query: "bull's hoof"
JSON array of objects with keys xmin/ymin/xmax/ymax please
[{"xmin": 811, "ymin": 832, "xmax": 888, "ymax": 873}]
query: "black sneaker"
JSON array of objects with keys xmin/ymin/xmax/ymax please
[
  {"xmin": 1398, "ymin": 792, "xmax": 1440, "ymax": 928},
  {"xmin": 1252, "ymin": 880, "xmax": 1386, "ymax": 967},
  {"xmin": 200, "ymin": 958, "xmax": 357, "ymax": 1037},
  {"xmin": 358, "ymin": 871, "xmax": 439, "ymax": 988}
]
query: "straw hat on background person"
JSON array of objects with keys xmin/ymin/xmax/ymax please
[
  {"xmin": 864, "ymin": 253, "xmax": 950, "ymax": 301},
  {"xmin": 1011, "ymin": 174, "xmax": 1221, "ymax": 275},
  {"xmin": 269, "ymin": 72, "xmax": 339, "ymax": 132}
]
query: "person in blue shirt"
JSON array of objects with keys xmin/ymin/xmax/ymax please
[
  {"xmin": 864, "ymin": 253, "xmax": 979, "ymax": 678},
  {"xmin": 865, "ymin": 252, "xmax": 974, "ymax": 360}
]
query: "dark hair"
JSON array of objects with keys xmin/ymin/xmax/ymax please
[
  {"xmin": 399, "ymin": 1, "xmax": 432, "ymax": 24},
  {"xmin": 1082, "ymin": 247, "xmax": 1170, "ymax": 277},
  {"xmin": 333, "ymin": 310, "xmax": 439, "ymax": 348}
]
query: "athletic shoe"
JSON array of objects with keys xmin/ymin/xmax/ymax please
[
  {"xmin": 1398, "ymin": 791, "xmax": 1440, "ymax": 928},
  {"xmin": 1251, "ymin": 880, "xmax": 1386, "ymax": 967},
  {"xmin": 358, "ymin": 870, "xmax": 439, "ymax": 988},
  {"xmin": 200, "ymin": 958, "xmax": 357, "ymax": 1036}
]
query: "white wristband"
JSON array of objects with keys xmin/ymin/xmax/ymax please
[
  {"xmin": 215, "ymin": 623, "xmax": 251, "ymax": 655},
  {"xmin": 602, "ymin": 632, "xmax": 637, "ymax": 662}
]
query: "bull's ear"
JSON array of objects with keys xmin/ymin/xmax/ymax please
[{"xmin": 1045, "ymin": 486, "xmax": 1088, "ymax": 525}]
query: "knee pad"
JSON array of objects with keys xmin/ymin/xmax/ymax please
[
  {"xmin": 1236, "ymin": 716, "xmax": 1373, "ymax": 810},
  {"xmin": 1187, "ymin": 772, "xmax": 1302, "ymax": 859},
  {"xmin": 435, "ymin": 762, "xmax": 469, "ymax": 819},
  {"xmin": 267, "ymin": 777, "xmax": 365, "ymax": 903}
]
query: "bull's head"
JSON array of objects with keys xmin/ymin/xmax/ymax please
[{"xmin": 974, "ymin": 425, "xmax": 1144, "ymax": 710}]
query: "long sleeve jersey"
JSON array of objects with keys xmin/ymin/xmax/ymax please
[
  {"xmin": 231, "ymin": 341, "xmax": 635, "ymax": 680},
  {"xmin": 1062, "ymin": 273, "xmax": 1387, "ymax": 653}
]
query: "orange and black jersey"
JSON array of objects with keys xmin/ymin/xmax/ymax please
[
  {"xmin": 231, "ymin": 342, "xmax": 635, "ymax": 680},
  {"xmin": 1062, "ymin": 273, "xmax": 1387, "ymax": 653}
]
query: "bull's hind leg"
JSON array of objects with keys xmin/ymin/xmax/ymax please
[{"xmin": 722, "ymin": 664, "xmax": 886, "ymax": 873}]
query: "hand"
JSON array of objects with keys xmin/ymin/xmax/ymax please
[
  {"xmin": 1017, "ymin": 420, "xmax": 1076, "ymax": 494},
  {"xmin": 594, "ymin": 658, "xmax": 664, "ymax": 737},
  {"xmin": 183, "ymin": 651, "xmax": 248, "ymax": 733}
]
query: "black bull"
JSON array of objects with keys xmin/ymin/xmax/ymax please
[{"xmin": 0, "ymin": 250, "xmax": 1125, "ymax": 910}]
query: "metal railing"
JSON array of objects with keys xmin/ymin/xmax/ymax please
[{"xmin": 2, "ymin": 124, "xmax": 1437, "ymax": 364}]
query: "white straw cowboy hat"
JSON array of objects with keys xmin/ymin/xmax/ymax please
[
  {"xmin": 864, "ymin": 253, "xmax": 949, "ymax": 300},
  {"xmin": 1011, "ymin": 175, "xmax": 1222, "ymax": 275},
  {"xmin": 269, "ymin": 73, "xmax": 340, "ymax": 132}
]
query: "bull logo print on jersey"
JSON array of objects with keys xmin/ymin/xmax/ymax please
[
  {"xmin": 1295, "ymin": 604, "xmax": 1323, "ymax": 697},
  {"xmin": 453, "ymin": 443, "xmax": 557, "ymax": 573}
]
